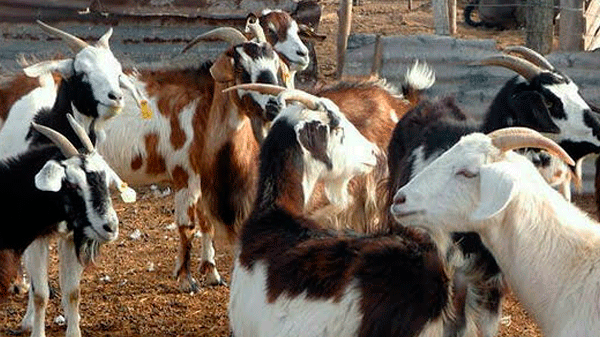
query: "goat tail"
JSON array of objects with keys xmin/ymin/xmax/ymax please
[{"xmin": 402, "ymin": 60, "xmax": 435, "ymax": 106}]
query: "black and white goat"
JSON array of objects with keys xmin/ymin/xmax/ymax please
[
  {"xmin": 0, "ymin": 20, "xmax": 144, "ymax": 158},
  {"xmin": 0, "ymin": 22, "xmax": 135, "ymax": 337},
  {"xmin": 227, "ymin": 85, "xmax": 457, "ymax": 337},
  {"xmin": 386, "ymin": 46, "xmax": 599, "ymax": 337},
  {"xmin": 390, "ymin": 127, "xmax": 600, "ymax": 337},
  {"xmin": 0, "ymin": 116, "xmax": 119, "ymax": 302}
]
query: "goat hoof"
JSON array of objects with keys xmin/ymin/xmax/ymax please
[
  {"xmin": 207, "ymin": 278, "xmax": 228, "ymax": 287},
  {"xmin": 179, "ymin": 277, "xmax": 199, "ymax": 293},
  {"xmin": 6, "ymin": 327, "xmax": 28, "ymax": 335}
]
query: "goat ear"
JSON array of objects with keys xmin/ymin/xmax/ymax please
[
  {"xmin": 210, "ymin": 51, "xmax": 235, "ymax": 83},
  {"xmin": 510, "ymin": 91, "xmax": 560, "ymax": 134},
  {"xmin": 297, "ymin": 23, "xmax": 326, "ymax": 42},
  {"xmin": 278, "ymin": 59, "xmax": 293, "ymax": 88},
  {"xmin": 296, "ymin": 121, "xmax": 333, "ymax": 170},
  {"xmin": 471, "ymin": 163, "xmax": 516, "ymax": 221},
  {"xmin": 96, "ymin": 27, "xmax": 113, "ymax": 49},
  {"xmin": 35, "ymin": 160, "xmax": 66, "ymax": 192},
  {"xmin": 23, "ymin": 59, "xmax": 74, "ymax": 79}
]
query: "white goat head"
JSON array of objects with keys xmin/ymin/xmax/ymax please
[
  {"xmin": 257, "ymin": 9, "xmax": 311, "ymax": 72},
  {"xmin": 390, "ymin": 127, "xmax": 574, "ymax": 233},
  {"xmin": 22, "ymin": 21, "xmax": 133, "ymax": 121},
  {"xmin": 228, "ymin": 83, "xmax": 380, "ymax": 205}
]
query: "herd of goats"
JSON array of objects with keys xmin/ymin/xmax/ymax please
[{"xmin": 0, "ymin": 8, "xmax": 600, "ymax": 337}]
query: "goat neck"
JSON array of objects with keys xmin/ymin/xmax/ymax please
[{"xmin": 253, "ymin": 117, "xmax": 305, "ymax": 215}]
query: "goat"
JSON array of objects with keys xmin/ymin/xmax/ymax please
[
  {"xmin": 228, "ymin": 85, "xmax": 456, "ymax": 337},
  {"xmin": 181, "ymin": 9, "xmax": 322, "ymax": 89},
  {"xmin": 1, "ymin": 17, "xmax": 299, "ymax": 296},
  {"xmin": 386, "ymin": 46, "xmax": 600, "ymax": 337},
  {"xmin": 305, "ymin": 61, "xmax": 436, "ymax": 232},
  {"xmin": 0, "ymin": 115, "xmax": 119, "ymax": 304},
  {"xmin": 0, "ymin": 22, "xmax": 136, "ymax": 337},
  {"xmin": 390, "ymin": 127, "xmax": 600, "ymax": 337},
  {"xmin": 518, "ymin": 148, "xmax": 582, "ymax": 201},
  {"xmin": 94, "ymin": 32, "xmax": 291, "ymax": 292},
  {"xmin": 0, "ymin": 20, "xmax": 144, "ymax": 159}
]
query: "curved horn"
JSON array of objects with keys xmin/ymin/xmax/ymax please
[
  {"xmin": 66, "ymin": 114, "xmax": 95, "ymax": 153},
  {"xmin": 503, "ymin": 46, "xmax": 555, "ymax": 71},
  {"xmin": 181, "ymin": 28, "xmax": 248, "ymax": 54},
  {"xmin": 474, "ymin": 54, "xmax": 542, "ymax": 82},
  {"xmin": 487, "ymin": 127, "xmax": 575, "ymax": 166},
  {"xmin": 223, "ymin": 83, "xmax": 320, "ymax": 110},
  {"xmin": 37, "ymin": 20, "xmax": 89, "ymax": 53},
  {"xmin": 245, "ymin": 14, "xmax": 267, "ymax": 43},
  {"xmin": 31, "ymin": 122, "xmax": 79, "ymax": 158}
]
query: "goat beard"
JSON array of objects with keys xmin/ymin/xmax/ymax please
[
  {"xmin": 0, "ymin": 249, "xmax": 20, "ymax": 300},
  {"xmin": 74, "ymin": 231, "xmax": 101, "ymax": 266}
]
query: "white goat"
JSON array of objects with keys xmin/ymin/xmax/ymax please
[{"xmin": 390, "ymin": 127, "xmax": 600, "ymax": 337}]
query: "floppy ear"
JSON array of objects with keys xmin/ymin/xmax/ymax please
[
  {"xmin": 471, "ymin": 163, "xmax": 516, "ymax": 221},
  {"xmin": 510, "ymin": 91, "xmax": 560, "ymax": 134},
  {"xmin": 210, "ymin": 50, "xmax": 236, "ymax": 83},
  {"xmin": 35, "ymin": 160, "xmax": 66, "ymax": 192},
  {"xmin": 24, "ymin": 59, "xmax": 74, "ymax": 79},
  {"xmin": 296, "ymin": 120, "xmax": 332, "ymax": 170}
]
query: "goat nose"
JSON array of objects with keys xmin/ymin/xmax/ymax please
[
  {"xmin": 393, "ymin": 193, "xmax": 406, "ymax": 205},
  {"xmin": 108, "ymin": 91, "xmax": 123, "ymax": 101},
  {"xmin": 297, "ymin": 50, "xmax": 307, "ymax": 57},
  {"xmin": 103, "ymin": 224, "xmax": 115, "ymax": 233}
]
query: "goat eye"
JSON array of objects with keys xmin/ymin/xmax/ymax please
[{"xmin": 456, "ymin": 169, "xmax": 477, "ymax": 178}]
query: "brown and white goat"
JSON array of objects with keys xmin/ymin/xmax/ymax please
[
  {"xmin": 229, "ymin": 86, "xmax": 454, "ymax": 337},
  {"xmin": 306, "ymin": 61, "xmax": 436, "ymax": 232},
  {"xmin": 96, "ymin": 34, "xmax": 290, "ymax": 292}
]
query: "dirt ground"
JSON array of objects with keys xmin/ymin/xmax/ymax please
[{"xmin": 0, "ymin": 1, "xmax": 586, "ymax": 336}]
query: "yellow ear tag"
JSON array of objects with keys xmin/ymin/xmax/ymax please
[{"xmin": 140, "ymin": 100, "xmax": 152, "ymax": 119}]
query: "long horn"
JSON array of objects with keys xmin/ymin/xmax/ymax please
[
  {"xmin": 488, "ymin": 127, "xmax": 575, "ymax": 166},
  {"xmin": 66, "ymin": 114, "xmax": 95, "ymax": 153},
  {"xmin": 245, "ymin": 15, "xmax": 267, "ymax": 43},
  {"xmin": 503, "ymin": 46, "xmax": 555, "ymax": 72},
  {"xmin": 37, "ymin": 20, "xmax": 89, "ymax": 53},
  {"xmin": 473, "ymin": 54, "xmax": 542, "ymax": 82},
  {"xmin": 31, "ymin": 122, "xmax": 79, "ymax": 158},
  {"xmin": 223, "ymin": 83, "xmax": 320, "ymax": 110},
  {"xmin": 181, "ymin": 28, "xmax": 247, "ymax": 54}
]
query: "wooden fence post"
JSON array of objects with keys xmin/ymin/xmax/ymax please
[
  {"xmin": 449, "ymin": 0, "xmax": 457, "ymax": 34},
  {"xmin": 336, "ymin": 0, "xmax": 352, "ymax": 79},
  {"xmin": 560, "ymin": 0, "xmax": 584, "ymax": 50},
  {"xmin": 433, "ymin": 0, "xmax": 450, "ymax": 35},
  {"xmin": 526, "ymin": 0, "xmax": 555, "ymax": 53}
]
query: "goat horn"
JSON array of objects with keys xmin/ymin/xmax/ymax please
[
  {"xmin": 181, "ymin": 28, "xmax": 247, "ymax": 54},
  {"xmin": 31, "ymin": 122, "xmax": 79, "ymax": 158},
  {"xmin": 66, "ymin": 114, "xmax": 95, "ymax": 153},
  {"xmin": 474, "ymin": 54, "xmax": 542, "ymax": 82},
  {"xmin": 245, "ymin": 15, "xmax": 267, "ymax": 43},
  {"xmin": 503, "ymin": 46, "xmax": 555, "ymax": 71},
  {"xmin": 488, "ymin": 127, "xmax": 575, "ymax": 166},
  {"xmin": 223, "ymin": 83, "xmax": 320, "ymax": 110},
  {"xmin": 37, "ymin": 20, "xmax": 89, "ymax": 53}
]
